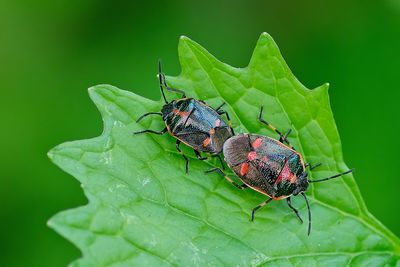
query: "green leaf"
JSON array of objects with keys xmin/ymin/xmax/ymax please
[{"xmin": 48, "ymin": 33, "xmax": 400, "ymax": 266}]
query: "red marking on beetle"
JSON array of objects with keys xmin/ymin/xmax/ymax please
[
  {"xmin": 173, "ymin": 109, "xmax": 189, "ymax": 117},
  {"xmin": 252, "ymin": 138, "xmax": 263, "ymax": 149},
  {"xmin": 203, "ymin": 137, "xmax": 211, "ymax": 147},
  {"xmin": 247, "ymin": 151, "xmax": 257, "ymax": 161},
  {"xmin": 209, "ymin": 128, "xmax": 216, "ymax": 135},
  {"xmin": 215, "ymin": 119, "xmax": 221, "ymax": 127},
  {"xmin": 276, "ymin": 162, "xmax": 296, "ymax": 184},
  {"xmin": 240, "ymin": 162, "xmax": 249, "ymax": 176},
  {"xmin": 262, "ymin": 155, "xmax": 268, "ymax": 161}
]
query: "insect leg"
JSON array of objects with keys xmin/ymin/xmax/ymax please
[
  {"xmin": 286, "ymin": 197, "xmax": 303, "ymax": 224},
  {"xmin": 205, "ymin": 168, "xmax": 247, "ymax": 189},
  {"xmin": 214, "ymin": 102, "xmax": 234, "ymax": 134},
  {"xmin": 214, "ymin": 102, "xmax": 226, "ymax": 112},
  {"xmin": 176, "ymin": 140, "xmax": 189, "ymax": 174},
  {"xmin": 218, "ymin": 109, "xmax": 235, "ymax": 135},
  {"xmin": 283, "ymin": 128, "xmax": 292, "ymax": 140},
  {"xmin": 194, "ymin": 150, "xmax": 208, "ymax": 160},
  {"xmin": 193, "ymin": 151, "xmax": 225, "ymax": 169},
  {"xmin": 133, "ymin": 127, "xmax": 167, "ymax": 135},
  {"xmin": 279, "ymin": 129, "xmax": 292, "ymax": 144},
  {"xmin": 136, "ymin": 112, "xmax": 162, "ymax": 123},
  {"xmin": 251, "ymin": 198, "xmax": 273, "ymax": 221},
  {"xmin": 213, "ymin": 154, "xmax": 225, "ymax": 170},
  {"xmin": 160, "ymin": 73, "xmax": 186, "ymax": 98},
  {"xmin": 279, "ymin": 129, "xmax": 295, "ymax": 151},
  {"xmin": 258, "ymin": 106, "xmax": 296, "ymax": 150},
  {"xmin": 164, "ymin": 83, "xmax": 186, "ymax": 98}
]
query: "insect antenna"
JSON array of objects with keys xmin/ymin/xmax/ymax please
[
  {"xmin": 308, "ymin": 169, "xmax": 353, "ymax": 183},
  {"xmin": 301, "ymin": 192, "xmax": 312, "ymax": 236},
  {"xmin": 158, "ymin": 59, "xmax": 169, "ymax": 104}
]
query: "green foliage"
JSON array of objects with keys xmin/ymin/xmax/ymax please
[{"xmin": 48, "ymin": 33, "xmax": 400, "ymax": 266}]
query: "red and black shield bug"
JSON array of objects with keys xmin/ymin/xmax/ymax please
[
  {"xmin": 134, "ymin": 61, "xmax": 234, "ymax": 174},
  {"xmin": 206, "ymin": 106, "xmax": 352, "ymax": 235}
]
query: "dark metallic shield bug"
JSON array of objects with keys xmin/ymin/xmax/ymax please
[
  {"xmin": 206, "ymin": 106, "xmax": 352, "ymax": 235},
  {"xmin": 134, "ymin": 61, "xmax": 234, "ymax": 174}
]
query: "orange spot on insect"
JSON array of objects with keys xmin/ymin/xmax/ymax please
[
  {"xmin": 276, "ymin": 162, "xmax": 297, "ymax": 184},
  {"xmin": 240, "ymin": 162, "xmax": 249, "ymax": 176},
  {"xmin": 247, "ymin": 151, "xmax": 257, "ymax": 161},
  {"xmin": 252, "ymin": 138, "xmax": 263, "ymax": 149},
  {"xmin": 203, "ymin": 137, "xmax": 211, "ymax": 147},
  {"xmin": 209, "ymin": 128, "xmax": 216, "ymax": 135},
  {"xmin": 173, "ymin": 109, "xmax": 189, "ymax": 117},
  {"xmin": 289, "ymin": 175, "xmax": 297, "ymax": 183},
  {"xmin": 215, "ymin": 119, "xmax": 221, "ymax": 127}
]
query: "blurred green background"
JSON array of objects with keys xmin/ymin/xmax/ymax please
[{"xmin": 1, "ymin": 0, "xmax": 399, "ymax": 266}]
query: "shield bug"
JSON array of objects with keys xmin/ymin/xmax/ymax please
[
  {"xmin": 206, "ymin": 106, "xmax": 352, "ymax": 235},
  {"xmin": 134, "ymin": 61, "xmax": 234, "ymax": 174}
]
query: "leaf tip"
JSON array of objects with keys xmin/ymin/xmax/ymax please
[
  {"xmin": 47, "ymin": 216, "xmax": 55, "ymax": 229},
  {"xmin": 47, "ymin": 149, "xmax": 54, "ymax": 160},
  {"xmin": 88, "ymin": 84, "xmax": 106, "ymax": 98},
  {"xmin": 316, "ymin": 82, "xmax": 330, "ymax": 93},
  {"xmin": 257, "ymin": 32, "xmax": 275, "ymax": 45},
  {"xmin": 47, "ymin": 144, "xmax": 62, "ymax": 161},
  {"xmin": 89, "ymin": 84, "xmax": 119, "ymax": 95},
  {"xmin": 248, "ymin": 32, "xmax": 280, "ymax": 69},
  {"xmin": 87, "ymin": 85, "xmax": 96, "ymax": 93},
  {"xmin": 178, "ymin": 35, "xmax": 193, "ymax": 48},
  {"xmin": 260, "ymin": 31, "xmax": 273, "ymax": 39},
  {"xmin": 87, "ymin": 84, "xmax": 121, "ymax": 109},
  {"xmin": 47, "ymin": 211, "xmax": 63, "ymax": 233}
]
